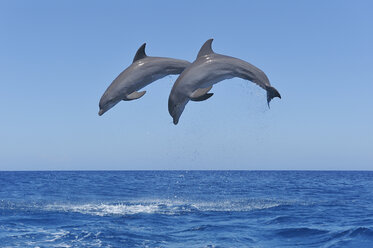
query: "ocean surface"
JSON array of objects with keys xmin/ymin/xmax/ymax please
[{"xmin": 1, "ymin": 171, "xmax": 373, "ymax": 248}]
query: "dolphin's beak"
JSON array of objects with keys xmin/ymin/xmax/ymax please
[
  {"xmin": 98, "ymin": 109, "xmax": 105, "ymax": 116},
  {"xmin": 173, "ymin": 118, "xmax": 179, "ymax": 125}
]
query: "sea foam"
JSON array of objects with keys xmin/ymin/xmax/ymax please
[{"xmin": 44, "ymin": 198, "xmax": 286, "ymax": 216}]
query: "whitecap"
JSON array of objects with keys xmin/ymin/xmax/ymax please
[{"xmin": 44, "ymin": 198, "xmax": 292, "ymax": 217}]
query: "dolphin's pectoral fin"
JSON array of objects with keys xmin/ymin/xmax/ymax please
[
  {"xmin": 190, "ymin": 93, "xmax": 214, "ymax": 102},
  {"xmin": 190, "ymin": 86, "xmax": 214, "ymax": 101},
  {"xmin": 190, "ymin": 86, "xmax": 212, "ymax": 99},
  {"xmin": 124, "ymin": 91, "xmax": 146, "ymax": 101}
]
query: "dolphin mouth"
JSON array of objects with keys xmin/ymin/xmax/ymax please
[
  {"xmin": 98, "ymin": 109, "xmax": 105, "ymax": 116},
  {"xmin": 173, "ymin": 117, "xmax": 179, "ymax": 125}
]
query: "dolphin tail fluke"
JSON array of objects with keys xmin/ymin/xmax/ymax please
[{"xmin": 265, "ymin": 86, "xmax": 281, "ymax": 108}]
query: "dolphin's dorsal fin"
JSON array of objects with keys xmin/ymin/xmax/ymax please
[
  {"xmin": 133, "ymin": 43, "xmax": 147, "ymax": 62},
  {"xmin": 190, "ymin": 86, "xmax": 213, "ymax": 101},
  {"xmin": 124, "ymin": 91, "xmax": 146, "ymax": 101},
  {"xmin": 197, "ymin": 39, "xmax": 214, "ymax": 58}
]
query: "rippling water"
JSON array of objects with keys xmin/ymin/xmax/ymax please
[{"xmin": 1, "ymin": 171, "xmax": 373, "ymax": 247}]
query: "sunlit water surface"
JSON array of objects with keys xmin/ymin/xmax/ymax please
[{"xmin": 1, "ymin": 171, "xmax": 373, "ymax": 247}]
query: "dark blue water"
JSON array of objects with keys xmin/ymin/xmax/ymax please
[{"xmin": 1, "ymin": 171, "xmax": 373, "ymax": 247}]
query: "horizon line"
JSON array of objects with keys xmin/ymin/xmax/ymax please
[{"xmin": 1, "ymin": 169, "xmax": 372, "ymax": 172}]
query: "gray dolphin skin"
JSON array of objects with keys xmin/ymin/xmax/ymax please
[
  {"xmin": 168, "ymin": 39, "xmax": 281, "ymax": 125},
  {"xmin": 99, "ymin": 43, "xmax": 191, "ymax": 116}
]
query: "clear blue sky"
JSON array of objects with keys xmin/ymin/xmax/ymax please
[{"xmin": 1, "ymin": 0, "xmax": 372, "ymax": 170}]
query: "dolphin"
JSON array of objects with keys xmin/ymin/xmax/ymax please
[
  {"xmin": 168, "ymin": 39, "xmax": 281, "ymax": 124},
  {"xmin": 99, "ymin": 43, "xmax": 191, "ymax": 116}
]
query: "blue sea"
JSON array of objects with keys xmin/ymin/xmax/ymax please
[{"xmin": 1, "ymin": 171, "xmax": 373, "ymax": 247}]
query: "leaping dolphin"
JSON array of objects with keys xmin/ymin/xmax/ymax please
[
  {"xmin": 168, "ymin": 39, "xmax": 281, "ymax": 125},
  {"xmin": 99, "ymin": 43, "xmax": 191, "ymax": 116}
]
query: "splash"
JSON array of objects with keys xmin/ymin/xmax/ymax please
[{"xmin": 44, "ymin": 198, "xmax": 287, "ymax": 217}]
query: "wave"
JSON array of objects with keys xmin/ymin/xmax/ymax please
[
  {"xmin": 276, "ymin": 226, "xmax": 373, "ymax": 239},
  {"xmin": 2, "ymin": 228, "xmax": 103, "ymax": 248},
  {"xmin": 43, "ymin": 198, "xmax": 287, "ymax": 217},
  {"xmin": 349, "ymin": 227, "xmax": 373, "ymax": 237},
  {"xmin": 273, "ymin": 226, "xmax": 373, "ymax": 247},
  {"xmin": 266, "ymin": 215, "xmax": 296, "ymax": 224},
  {"xmin": 276, "ymin": 227, "xmax": 329, "ymax": 238},
  {"xmin": 45, "ymin": 202, "xmax": 161, "ymax": 216},
  {"xmin": 331, "ymin": 227, "xmax": 373, "ymax": 239}
]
